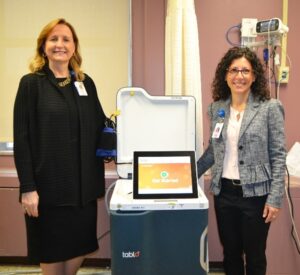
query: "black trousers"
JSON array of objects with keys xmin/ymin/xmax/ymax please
[{"xmin": 214, "ymin": 178, "xmax": 271, "ymax": 275}]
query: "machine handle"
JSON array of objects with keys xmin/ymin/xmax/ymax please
[{"xmin": 200, "ymin": 225, "xmax": 209, "ymax": 273}]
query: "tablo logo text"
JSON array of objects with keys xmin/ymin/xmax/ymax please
[{"xmin": 122, "ymin": 251, "xmax": 141, "ymax": 258}]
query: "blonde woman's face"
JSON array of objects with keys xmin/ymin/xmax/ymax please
[{"xmin": 44, "ymin": 24, "xmax": 75, "ymax": 67}]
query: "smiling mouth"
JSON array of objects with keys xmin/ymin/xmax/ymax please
[
  {"xmin": 233, "ymin": 81, "xmax": 246, "ymax": 85},
  {"xmin": 53, "ymin": 48, "xmax": 67, "ymax": 52}
]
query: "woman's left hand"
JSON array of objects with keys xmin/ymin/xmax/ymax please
[{"xmin": 263, "ymin": 204, "xmax": 280, "ymax": 223}]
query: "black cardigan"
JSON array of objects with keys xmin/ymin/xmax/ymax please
[{"xmin": 13, "ymin": 66, "xmax": 106, "ymax": 206}]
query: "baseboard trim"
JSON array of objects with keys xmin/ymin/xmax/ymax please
[
  {"xmin": 0, "ymin": 257, "xmax": 223, "ymax": 272},
  {"xmin": 0, "ymin": 257, "xmax": 111, "ymax": 268}
]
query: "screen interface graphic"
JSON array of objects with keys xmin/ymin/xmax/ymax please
[{"xmin": 138, "ymin": 156, "xmax": 193, "ymax": 194}]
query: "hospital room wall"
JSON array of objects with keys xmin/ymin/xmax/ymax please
[
  {"xmin": 0, "ymin": 0, "xmax": 129, "ymax": 142},
  {"xmin": 132, "ymin": 0, "xmax": 300, "ymax": 151}
]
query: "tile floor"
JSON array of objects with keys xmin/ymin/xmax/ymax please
[
  {"xmin": 0, "ymin": 265, "xmax": 110, "ymax": 275},
  {"xmin": 0, "ymin": 265, "xmax": 224, "ymax": 274}
]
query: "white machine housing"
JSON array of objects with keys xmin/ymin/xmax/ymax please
[
  {"xmin": 116, "ymin": 87, "xmax": 196, "ymax": 179},
  {"xmin": 110, "ymin": 87, "xmax": 208, "ymax": 211}
]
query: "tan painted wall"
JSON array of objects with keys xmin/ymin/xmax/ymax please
[{"xmin": 0, "ymin": 0, "xmax": 129, "ymax": 141}]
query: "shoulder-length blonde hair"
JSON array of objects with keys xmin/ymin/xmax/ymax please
[{"xmin": 29, "ymin": 18, "xmax": 85, "ymax": 81}]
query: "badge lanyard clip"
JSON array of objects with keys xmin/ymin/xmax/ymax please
[{"xmin": 212, "ymin": 108, "xmax": 225, "ymax": 139}]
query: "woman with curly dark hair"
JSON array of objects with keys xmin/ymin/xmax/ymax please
[
  {"xmin": 197, "ymin": 47, "xmax": 286, "ymax": 275},
  {"xmin": 211, "ymin": 47, "xmax": 270, "ymax": 101}
]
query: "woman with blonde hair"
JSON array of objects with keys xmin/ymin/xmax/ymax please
[{"xmin": 14, "ymin": 18, "xmax": 107, "ymax": 275}]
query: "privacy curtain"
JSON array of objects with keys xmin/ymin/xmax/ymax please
[{"xmin": 165, "ymin": 0, "xmax": 203, "ymax": 160}]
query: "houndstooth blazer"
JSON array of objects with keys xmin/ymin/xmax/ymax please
[{"xmin": 197, "ymin": 93, "xmax": 286, "ymax": 208}]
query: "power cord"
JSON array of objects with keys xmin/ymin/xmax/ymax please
[
  {"xmin": 285, "ymin": 166, "xmax": 300, "ymax": 254},
  {"xmin": 225, "ymin": 24, "xmax": 242, "ymax": 47},
  {"xmin": 95, "ymin": 179, "xmax": 118, "ymax": 244}
]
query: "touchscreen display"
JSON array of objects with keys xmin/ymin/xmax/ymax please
[{"xmin": 133, "ymin": 151, "xmax": 198, "ymax": 199}]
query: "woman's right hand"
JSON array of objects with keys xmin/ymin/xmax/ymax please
[{"xmin": 21, "ymin": 191, "xmax": 39, "ymax": 217}]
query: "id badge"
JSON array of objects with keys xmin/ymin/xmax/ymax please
[
  {"xmin": 74, "ymin": 81, "xmax": 88, "ymax": 96},
  {"xmin": 212, "ymin": 122, "xmax": 224, "ymax": 139}
]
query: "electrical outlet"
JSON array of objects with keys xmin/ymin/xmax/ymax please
[{"xmin": 277, "ymin": 66, "xmax": 289, "ymax": 83}]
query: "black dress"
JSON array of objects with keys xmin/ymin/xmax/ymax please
[{"xmin": 25, "ymin": 80, "xmax": 99, "ymax": 264}]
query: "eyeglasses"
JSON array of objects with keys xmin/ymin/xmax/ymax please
[{"xmin": 227, "ymin": 68, "xmax": 252, "ymax": 76}]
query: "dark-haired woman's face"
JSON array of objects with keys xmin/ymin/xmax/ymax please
[{"xmin": 225, "ymin": 57, "xmax": 256, "ymax": 98}]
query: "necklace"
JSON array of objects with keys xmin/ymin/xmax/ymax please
[
  {"xmin": 57, "ymin": 76, "xmax": 71, "ymax": 87},
  {"xmin": 230, "ymin": 106, "xmax": 244, "ymax": 122}
]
